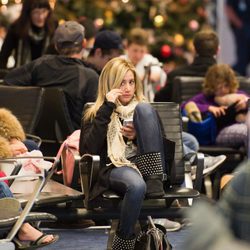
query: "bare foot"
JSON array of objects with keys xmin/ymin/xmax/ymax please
[{"xmin": 18, "ymin": 223, "xmax": 54, "ymax": 243}]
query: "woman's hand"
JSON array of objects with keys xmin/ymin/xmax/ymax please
[
  {"xmin": 208, "ymin": 105, "xmax": 227, "ymax": 117},
  {"xmin": 106, "ymin": 89, "xmax": 123, "ymax": 103},
  {"xmin": 121, "ymin": 123, "xmax": 136, "ymax": 140},
  {"xmin": 9, "ymin": 138, "xmax": 28, "ymax": 156}
]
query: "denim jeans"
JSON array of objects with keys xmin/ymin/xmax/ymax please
[
  {"xmin": 23, "ymin": 139, "xmax": 40, "ymax": 151},
  {"xmin": 182, "ymin": 131, "xmax": 199, "ymax": 156},
  {"xmin": 134, "ymin": 103, "xmax": 165, "ymax": 170},
  {"xmin": 109, "ymin": 166, "xmax": 146, "ymax": 238},
  {"xmin": 109, "ymin": 103, "xmax": 164, "ymax": 238},
  {"xmin": 0, "ymin": 182, "xmax": 13, "ymax": 198}
]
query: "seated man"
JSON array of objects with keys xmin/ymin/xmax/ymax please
[
  {"xmin": 4, "ymin": 21, "xmax": 99, "ymax": 130},
  {"xmin": 154, "ymin": 29, "xmax": 218, "ymax": 102},
  {"xmin": 86, "ymin": 29, "xmax": 123, "ymax": 74}
]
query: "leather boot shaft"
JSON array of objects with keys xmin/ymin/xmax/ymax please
[{"xmin": 136, "ymin": 152, "xmax": 165, "ymax": 198}]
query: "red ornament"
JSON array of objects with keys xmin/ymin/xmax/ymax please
[{"xmin": 161, "ymin": 45, "xmax": 172, "ymax": 58}]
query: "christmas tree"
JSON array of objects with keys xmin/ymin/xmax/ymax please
[
  {"xmin": 54, "ymin": 0, "xmax": 209, "ymax": 69},
  {"xmin": 0, "ymin": 0, "xmax": 210, "ymax": 69}
]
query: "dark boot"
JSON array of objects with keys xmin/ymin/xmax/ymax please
[
  {"xmin": 111, "ymin": 232, "xmax": 136, "ymax": 250},
  {"xmin": 136, "ymin": 152, "xmax": 165, "ymax": 198}
]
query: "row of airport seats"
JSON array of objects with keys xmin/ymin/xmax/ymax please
[
  {"xmin": 1, "ymin": 71, "xmax": 248, "ymax": 247},
  {"xmin": 0, "ymin": 84, "xmax": 85, "ymax": 219},
  {"xmin": 0, "ymin": 98, "xmax": 203, "ymax": 249},
  {"xmin": 171, "ymin": 76, "xmax": 250, "ymax": 160},
  {"xmin": 0, "ymin": 171, "xmax": 57, "ymax": 249},
  {"xmin": 0, "ymin": 156, "xmax": 84, "ymax": 248},
  {"xmin": 52, "ymin": 102, "xmax": 204, "ymax": 250},
  {"xmin": 0, "ymin": 85, "xmax": 75, "ymax": 156}
]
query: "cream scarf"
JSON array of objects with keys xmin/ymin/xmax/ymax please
[{"xmin": 107, "ymin": 98, "xmax": 139, "ymax": 171}]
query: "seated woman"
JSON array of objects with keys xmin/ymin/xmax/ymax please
[
  {"xmin": 0, "ymin": 107, "xmax": 39, "ymax": 158},
  {"xmin": 0, "ymin": 107, "xmax": 41, "ymax": 179},
  {"xmin": 182, "ymin": 64, "xmax": 249, "ymax": 149},
  {"xmin": 79, "ymin": 58, "xmax": 167, "ymax": 249},
  {"xmin": 0, "ymin": 181, "xmax": 58, "ymax": 248}
]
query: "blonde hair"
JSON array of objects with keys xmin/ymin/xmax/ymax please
[
  {"xmin": 203, "ymin": 64, "xmax": 239, "ymax": 96},
  {"xmin": 84, "ymin": 57, "xmax": 144, "ymax": 121}
]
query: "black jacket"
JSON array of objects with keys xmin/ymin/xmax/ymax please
[
  {"xmin": 154, "ymin": 56, "xmax": 216, "ymax": 102},
  {"xmin": 79, "ymin": 101, "xmax": 116, "ymax": 200},
  {"xmin": 4, "ymin": 55, "xmax": 99, "ymax": 129}
]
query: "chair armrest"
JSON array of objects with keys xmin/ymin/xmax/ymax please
[
  {"xmin": 193, "ymin": 153, "xmax": 204, "ymax": 192},
  {"xmin": 79, "ymin": 154, "xmax": 100, "ymax": 207},
  {"xmin": 25, "ymin": 134, "xmax": 42, "ymax": 148},
  {"xmin": 0, "ymin": 173, "xmax": 45, "ymax": 241},
  {"xmin": 184, "ymin": 153, "xmax": 204, "ymax": 193},
  {"xmin": 0, "ymin": 156, "xmax": 59, "ymax": 189}
]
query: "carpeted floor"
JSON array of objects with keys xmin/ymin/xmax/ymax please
[{"xmin": 42, "ymin": 226, "xmax": 190, "ymax": 250}]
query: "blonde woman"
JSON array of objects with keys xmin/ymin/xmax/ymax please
[
  {"xmin": 183, "ymin": 64, "xmax": 249, "ymax": 148},
  {"xmin": 79, "ymin": 58, "xmax": 166, "ymax": 249}
]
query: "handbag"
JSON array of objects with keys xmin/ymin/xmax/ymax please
[
  {"xmin": 187, "ymin": 113, "xmax": 217, "ymax": 145},
  {"xmin": 135, "ymin": 216, "xmax": 172, "ymax": 250}
]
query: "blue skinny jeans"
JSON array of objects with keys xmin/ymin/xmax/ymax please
[{"xmin": 109, "ymin": 103, "xmax": 165, "ymax": 238}]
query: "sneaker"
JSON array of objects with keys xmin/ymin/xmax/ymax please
[
  {"xmin": 191, "ymin": 155, "xmax": 226, "ymax": 179},
  {"xmin": 153, "ymin": 218, "xmax": 181, "ymax": 232},
  {"xmin": 203, "ymin": 155, "xmax": 226, "ymax": 176}
]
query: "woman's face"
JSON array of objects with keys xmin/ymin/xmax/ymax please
[
  {"xmin": 118, "ymin": 70, "xmax": 136, "ymax": 105},
  {"xmin": 30, "ymin": 8, "xmax": 49, "ymax": 28},
  {"xmin": 214, "ymin": 82, "xmax": 230, "ymax": 96}
]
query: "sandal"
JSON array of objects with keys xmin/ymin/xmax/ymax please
[{"xmin": 13, "ymin": 233, "xmax": 59, "ymax": 249}]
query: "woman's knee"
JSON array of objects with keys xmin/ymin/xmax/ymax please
[
  {"xmin": 127, "ymin": 178, "xmax": 146, "ymax": 200},
  {"xmin": 134, "ymin": 103, "xmax": 155, "ymax": 119}
]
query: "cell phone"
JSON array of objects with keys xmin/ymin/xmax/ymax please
[{"xmin": 123, "ymin": 118, "xmax": 133, "ymax": 126}]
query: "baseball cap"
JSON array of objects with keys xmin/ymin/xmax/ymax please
[
  {"xmin": 93, "ymin": 30, "xmax": 123, "ymax": 50},
  {"xmin": 54, "ymin": 21, "xmax": 85, "ymax": 48}
]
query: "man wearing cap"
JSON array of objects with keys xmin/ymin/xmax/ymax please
[
  {"xmin": 4, "ymin": 21, "xmax": 99, "ymax": 129},
  {"xmin": 86, "ymin": 30, "xmax": 123, "ymax": 74}
]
